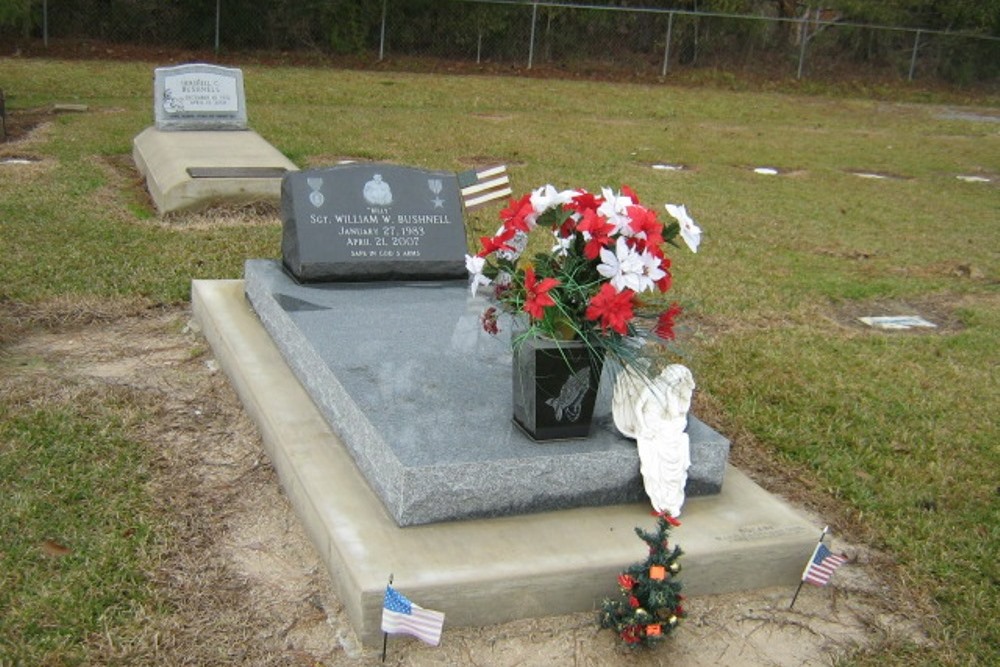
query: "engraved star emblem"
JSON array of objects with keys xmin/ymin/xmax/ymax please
[{"xmin": 431, "ymin": 196, "xmax": 445, "ymax": 208}]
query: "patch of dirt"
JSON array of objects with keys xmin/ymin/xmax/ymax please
[
  {"xmin": 1, "ymin": 105, "xmax": 50, "ymax": 146},
  {"xmin": 0, "ymin": 107, "xmax": 55, "ymax": 181},
  {"xmin": 0, "ymin": 301, "xmax": 934, "ymax": 665}
]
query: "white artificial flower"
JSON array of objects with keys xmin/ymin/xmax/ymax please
[
  {"xmin": 597, "ymin": 237, "xmax": 647, "ymax": 293},
  {"xmin": 636, "ymin": 248, "xmax": 667, "ymax": 292},
  {"xmin": 665, "ymin": 203, "xmax": 702, "ymax": 253},
  {"xmin": 530, "ymin": 184, "xmax": 576, "ymax": 215},
  {"xmin": 465, "ymin": 254, "xmax": 491, "ymax": 296},
  {"xmin": 597, "ymin": 187, "xmax": 635, "ymax": 235},
  {"xmin": 551, "ymin": 231, "xmax": 573, "ymax": 257}
]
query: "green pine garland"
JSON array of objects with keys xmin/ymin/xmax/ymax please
[{"xmin": 599, "ymin": 514, "xmax": 685, "ymax": 648}]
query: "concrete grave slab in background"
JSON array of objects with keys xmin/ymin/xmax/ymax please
[
  {"xmin": 243, "ymin": 259, "xmax": 730, "ymax": 526},
  {"xmin": 191, "ymin": 278, "xmax": 821, "ymax": 647},
  {"xmin": 132, "ymin": 127, "xmax": 298, "ymax": 215}
]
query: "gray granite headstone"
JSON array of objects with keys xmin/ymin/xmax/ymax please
[
  {"xmin": 153, "ymin": 63, "xmax": 247, "ymax": 131},
  {"xmin": 281, "ymin": 163, "xmax": 468, "ymax": 282}
]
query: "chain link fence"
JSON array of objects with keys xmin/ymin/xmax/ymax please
[{"xmin": 7, "ymin": 0, "xmax": 999, "ymax": 85}]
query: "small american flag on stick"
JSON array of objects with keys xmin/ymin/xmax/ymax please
[
  {"xmin": 789, "ymin": 526, "xmax": 848, "ymax": 609},
  {"xmin": 381, "ymin": 585, "xmax": 445, "ymax": 647},
  {"xmin": 457, "ymin": 165, "xmax": 512, "ymax": 210},
  {"xmin": 802, "ymin": 542, "xmax": 848, "ymax": 587}
]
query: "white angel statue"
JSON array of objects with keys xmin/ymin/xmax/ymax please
[{"xmin": 613, "ymin": 364, "xmax": 695, "ymax": 517}]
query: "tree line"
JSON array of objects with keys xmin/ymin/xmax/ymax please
[{"xmin": 1, "ymin": 1, "xmax": 997, "ymax": 83}]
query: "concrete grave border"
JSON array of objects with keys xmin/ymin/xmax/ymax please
[{"xmin": 192, "ymin": 278, "xmax": 821, "ymax": 647}]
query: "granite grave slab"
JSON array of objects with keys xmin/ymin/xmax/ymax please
[
  {"xmin": 281, "ymin": 164, "xmax": 468, "ymax": 282},
  {"xmin": 244, "ymin": 259, "xmax": 730, "ymax": 526}
]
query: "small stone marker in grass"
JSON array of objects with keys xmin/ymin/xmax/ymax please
[{"xmin": 859, "ymin": 315, "xmax": 936, "ymax": 330}]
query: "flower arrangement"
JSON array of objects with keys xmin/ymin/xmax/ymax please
[{"xmin": 466, "ymin": 184, "xmax": 701, "ymax": 366}]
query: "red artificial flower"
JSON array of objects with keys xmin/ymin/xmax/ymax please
[
  {"xmin": 626, "ymin": 205, "xmax": 664, "ymax": 249},
  {"xmin": 628, "ymin": 595, "xmax": 641, "ymax": 609},
  {"xmin": 655, "ymin": 263, "xmax": 673, "ymax": 293},
  {"xmin": 568, "ymin": 189, "xmax": 600, "ymax": 214},
  {"xmin": 522, "ymin": 267, "xmax": 559, "ymax": 320},
  {"xmin": 576, "ymin": 209, "xmax": 616, "ymax": 260},
  {"xmin": 585, "ymin": 283, "xmax": 635, "ymax": 335},
  {"xmin": 478, "ymin": 226, "xmax": 516, "ymax": 257},
  {"xmin": 654, "ymin": 303, "xmax": 682, "ymax": 340},
  {"xmin": 500, "ymin": 193, "xmax": 534, "ymax": 233},
  {"xmin": 618, "ymin": 573, "xmax": 636, "ymax": 591},
  {"xmin": 620, "ymin": 184, "xmax": 640, "ymax": 204}
]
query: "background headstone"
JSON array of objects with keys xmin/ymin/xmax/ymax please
[
  {"xmin": 281, "ymin": 163, "xmax": 468, "ymax": 282},
  {"xmin": 153, "ymin": 63, "xmax": 247, "ymax": 131}
]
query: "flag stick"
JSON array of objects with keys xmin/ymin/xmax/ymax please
[
  {"xmin": 790, "ymin": 526, "xmax": 828, "ymax": 610},
  {"xmin": 381, "ymin": 573, "xmax": 393, "ymax": 663}
]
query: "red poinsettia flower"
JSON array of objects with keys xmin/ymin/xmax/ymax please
[
  {"xmin": 567, "ymin": 189, "xmax": 600, "ymax": 214},
  {"xmin": 626, "ymin": 204, "xmax": 664, "ymax": 250},
  {"xmin": 577, "ymin": 208, "xmax": 616, "ymax": 260},
  {"xmin": 522, "ymin": 267, "xmax": 559, "ymax": 320},
  {"xmin": 500, "ymin": 193, "xmax": 535, "ymax": 233},
  {"xmin": 478, "ymin": 226, "xmax": 516, "ymax": 257},
  {"xmin": 654, "ymin": 302, "xmax": 682, "ymax": 340},
  {"xmin": 655, "ymin": 261, "xmax": 673, "ymax": 293},
  {"xmin": 618, "ymin": 573, "xmax": 636, "ymax": 591},
  {"xmin": 620, "ymin": 184, "xmax": 641, "ymax": 204},
  {"xmin": 585, "ymin": 283, "xmax": 636, "ymax": 335}
]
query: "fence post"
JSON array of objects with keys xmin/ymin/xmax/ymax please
[
  {"xmin": 43, "ymin": 0, "xmax": 48, "ymax": 47},
  {"xmin": 796, "ymin": 16, "xmax": 808, "ymax": 79},
  {"xmin": 528, "ymin": 2, "xmax": 538, "ymax": 69},
  {"xmin": 661, "ymin": 12, "xmax": 674, "ymax": 77},
  {"xmin": 908, "ymin": 29, "xmax": 921, "ymax": 81},
  {"xmin": 214, "ymin": 0, "xmax": 220, "ymax": 54},
  {"xmin": 379, "ymin": 0, "xmax": 388, "ymax": 61}
]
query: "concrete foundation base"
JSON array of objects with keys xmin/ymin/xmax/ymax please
[
  {"xmin": 133, "ymin": 127, "xmax": 298, "ymax": 215},
  {"xmin": 192, "ymin": 279, "xmax": 820, "ymax": 647}
]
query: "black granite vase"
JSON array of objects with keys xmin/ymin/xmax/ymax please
[{"xmin": 511, "ymin": 336, "xmax": 604, "ymax": 441}]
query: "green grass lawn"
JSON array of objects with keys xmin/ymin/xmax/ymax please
[{"xmin": 0, "ymin": 58, "xmax": 997, "ymax": 665}]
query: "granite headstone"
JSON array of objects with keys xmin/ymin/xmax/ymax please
[
  {"xmin": 153, "ymin": 63, "xmax": 247, "ymax": 131},
  {"xmin": 281, "ymin": 163, "xmax": 468, "ymax": 282}
]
